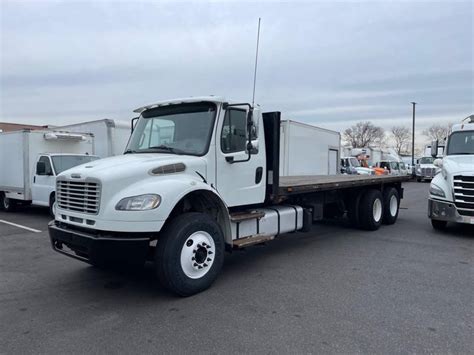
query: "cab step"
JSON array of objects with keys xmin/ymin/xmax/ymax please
[
  {"xmin": 230, "ymin": 210, "xmax": 265, "ymax": 222},
  {"xmin": 232, "ymin": 234, "xmax": 274, "ymax": 248}
]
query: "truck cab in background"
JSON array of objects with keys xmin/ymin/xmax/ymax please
[
  {"xmin": 0, "ymin": 130, "xmax": 99, "ymax": 216},
  {"xmin": 428, "ymin": 115, "xmax": 474, "ymax": 230}
]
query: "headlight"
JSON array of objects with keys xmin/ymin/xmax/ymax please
[
  {"xmin": 115, "ymin": 194, "xmax": 161, "ymax": 211},
  {"xmin": 429, "ymin": 184, "xmax": 446, "ymax": 198}
]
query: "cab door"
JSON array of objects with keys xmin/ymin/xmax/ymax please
[
  {"xmin": 215, "ymin": 107, "xmax": 266, "ymax": 207},
  {"xmin": 31, "ymin": 156, "xmax": 55, "ymax": 206}
]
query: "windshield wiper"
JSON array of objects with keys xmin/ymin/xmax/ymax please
[{"xmin": 145, "ymin": 145, "xmax": 185, "ymax": 155}]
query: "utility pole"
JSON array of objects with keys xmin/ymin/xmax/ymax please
[{"xmin": 411, "ymin": 102, "xmax": 417, "ymax": 177}]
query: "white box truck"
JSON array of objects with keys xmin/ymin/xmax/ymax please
[
  {"xmin": 279, "ymin": 120, "xmax": 340, "ymax": 176},
  {"xmin": 49, "ymin": 96, "xmax": 408, "ymax": 296},
  {"xmin": 54, "ymin": 119, "xmax": 130, "ymax": 158},
  {"xmin": 0, "ymin": 130, "xmax": 98, "ymax": 215},
  {"xmin": 428, "ymin": 115, "xmax": 474, "ymax": 229}
]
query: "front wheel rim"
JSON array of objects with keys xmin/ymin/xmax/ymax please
[
  {"xmin": 3, "ymin": 197, "xmax": 9, "ymax": 209},
  {"xmin": 373, "ymin": 198, "xmax": 382, "ymax": 222},
  {"xmin": 180, "ymin": 231, "xmax": 216, "ymax": 279},
  {"xmin": 389, "ymin": 195, "xmax": 398, "ymax": 216}
]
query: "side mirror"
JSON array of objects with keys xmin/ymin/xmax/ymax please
[
  {"xmin": 36, "ymin": 161, "xmax": 46, "ymax": 175},
  {"xmin": 431, "ymin": 139, "xmax": 438, "ymax": 158},
  {"xmin": 249, "ymin": 139, "xmax": 259, "ymax": 154},
  {"xmin": 433, "ymin": 159, "xmax": 443, "ymax": 168},
  {"xmin": 131, "ymin": 117, "xmax": 139, "ymax": 133}
]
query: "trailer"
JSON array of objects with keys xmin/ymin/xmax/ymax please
[
  {"xmin": 49, "ymin": 96, "xmax": 408, "ymax": 296},
  {"xmin": 0, "ymin": 130, "xmax": 98, "ymax": 215},
  {"xmin": 54, "ymin": 119, "xmax": 130, "ymax": 158}
]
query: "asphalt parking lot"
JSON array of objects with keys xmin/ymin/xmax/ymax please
[{"xmin": 0, "ymin": 182, "xmax": 472, "ymax": 354}]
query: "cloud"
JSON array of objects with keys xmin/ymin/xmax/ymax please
[{"xmin": 1, "ymin": 0, "xmax": 472, "ymax": 135}]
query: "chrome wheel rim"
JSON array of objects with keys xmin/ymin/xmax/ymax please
[
  {"xmin": 180, "ymin": 231, "xmax": 215, "ymax": 279},
  {"xmin": 373, "ymin": 198, "xmax": 382, "ymax": 222},
  {"xmin": 389, "ymin": 195, "xmax": 398, "ymax": 216}
]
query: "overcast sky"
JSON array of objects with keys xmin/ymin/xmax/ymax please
[{"xmin": 1, "ymin": 0, "xmax": 472, "ymax": 137}]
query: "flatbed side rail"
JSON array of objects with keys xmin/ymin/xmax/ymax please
[{"xmin": 278, "ymin": 175, "xmax": 409, "ymax": 196}]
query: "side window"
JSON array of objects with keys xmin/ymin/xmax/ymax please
[
  {"xmin": 221, "ymin": 109, "xmax": 248, "ymax": 153},
  {"xmin": 38, "ymin": 156, "xmax": 53, "ymax": 175}
]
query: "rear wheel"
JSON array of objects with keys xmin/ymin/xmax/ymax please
[
  {"xmin": 155, "ymin": 212, "xmax": 225, "ymax": 296},
  {"xmin": 359, "ymin": 189, "xmax": 384, "ymax": 231},
  {"xmin": 431, "ymin": 219, "xmax": 447, "ymax": 231},
  {"xmin": 382, "ymin": 188, "xmax": 400, "ymax": 225},
  {"xmin": 0, "ymin": 192, "xmax": 16, "ymax": 212}
]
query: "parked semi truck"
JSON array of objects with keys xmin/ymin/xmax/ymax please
[
  {"xmin": 0, "ymin": 130, "xmax": 98, "ymax": 215},
  {"xmin": 49, "ymin": 97, "xmax": 408, "ymax": 296},
  {"xmin": 428, "ymin": 115, "xmax": 474, "ymax": 230}
]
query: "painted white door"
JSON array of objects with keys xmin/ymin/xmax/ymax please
[
  {"xmin": 215, "ymin": 108, "xmax": 266, "ymax": 207},
  {"xmin": 328, "ymin": 149, "xmax": 338, "ymax": 175},
  {"xmin": 31, "ymin": 156, "xmax": 55, "ymax": 206}
]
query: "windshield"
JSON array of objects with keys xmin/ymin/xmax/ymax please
[
  {"xmin": 419, "ymin": 157, "xmax": 435, "ymax": 164},
  {"xmin": 446, "ymin": 131, "xmax": 474, "ymax": 155},
  {"xmin": 126, "ymin": 102, "xmax": 217, "ymax": 156},
  {"xmin": 52, "ymin": 155, "xmax": 99, "ymax": 174},
  {"xmin": 349, "ymin": 158, "xmax": 361, "ymax": 167}
]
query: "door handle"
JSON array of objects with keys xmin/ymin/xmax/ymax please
[
  {"xmin": 255, "ymin": 167, "xmax": 263, "ymax": 184},
  {"xmin": 33, "ymin": 176, "xmax": 36, "ymax": 183}
]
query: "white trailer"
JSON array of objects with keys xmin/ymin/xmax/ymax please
[
  {"xmin": 279, "ymin": 120, "xmax": 340, "ymax": 176},
  {"xmin": 0, "ymin": 130, "xmax": 98, "ymax": 215},
  {"xmin": 54, "ymin": 119, "xmax": 130, "ymax": 158}
]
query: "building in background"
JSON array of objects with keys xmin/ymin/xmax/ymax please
[{"xmin": 0, "ymin": 122, "xmax": 49, "ymax": 132}]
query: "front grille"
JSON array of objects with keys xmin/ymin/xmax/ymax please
[
  {"xmin": 453, "ymin": 175, "xmax": 474, "ymax": 216},
  {"xmin": 421, "ymin": 167, "xmax": 436, "ymax": 178},
  {"xmin": 57, "ymin": 180, "xmax": 100, "ymax": 214}
]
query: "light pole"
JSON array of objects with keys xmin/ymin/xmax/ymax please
[{"xmin": 411, "ymin": 102, "xmax": 417, "ymax": 177}]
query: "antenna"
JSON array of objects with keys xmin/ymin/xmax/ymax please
[{"xmin": 251, "ymin": 18, "xmax": 261, "ymax": 108}]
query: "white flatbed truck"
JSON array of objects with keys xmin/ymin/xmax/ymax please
[
  {"xmin": 49, "ymin": 97, "xmax": 408, "ymax": 296},
  {"xmin": 0, "ymin": 130, "xmax": 98, "ymax": 215}
]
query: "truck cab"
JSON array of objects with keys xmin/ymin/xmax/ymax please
[
  {"xmin": 32, "ymin": 153, "xmax": 99, "ymax": 215},
  {"xmin": 428, "ymin": 115, "xmax": 474, "ymax": 230}
]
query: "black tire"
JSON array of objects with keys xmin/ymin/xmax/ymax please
[
  {"xmin": 417, "ymin": 178, "xmax": 422, "ymax": 182},
  {"xmin": 431, "ymin": 219, "xmax": 447, "ymax": 231},
  {"xmin": 382, "ymin": 188, "xmax": 400, "ymax": 225},
  {"xmin": 359, "ymin": 189, "xmax": 384, "ymax": 231},
  {"xmin": 49, "ymin": 193, "xmax": 56, "ymax": 218},
  {"xmin": 0, "ymin": 192, "xmax": 16, "ymax": 212},
  {"xmin": 347, "ymin": 192, "xmax": 361, "ymax": 227},
  {"xmin": 155, "ymin": 212, "xmax": 225, "ymax": 297}
]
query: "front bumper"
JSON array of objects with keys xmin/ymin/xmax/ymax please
[
  {"xmin": 428, "ymin": 199, "xmax": 474, "ymax": 225},
  {"xmin": 48, "ymin": 221, "xmax": 151, "ymax": 264}
]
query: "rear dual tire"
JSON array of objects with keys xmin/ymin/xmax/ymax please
[{"xmin": 348, "ymin": 187, "xmax": 400, "ymax": 230}]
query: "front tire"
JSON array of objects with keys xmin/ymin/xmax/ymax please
[
  {"xmin": 382, "ymin": 188, "xmax": 400, "ymax": 225},
  {"xmin": 49, "ymin": 193, "xmax": 56, "ymax": 218},
  {"xmin": 155, "ymin": 212, "xmax": 225, "ymax": 296},
  {"xmin": 0, "ymin": 192, "xmax": 16, "ymax": 212},
  {"xmin": 431, "ymin": 219, "xmax": 447, "ymax": 231},
  {"xmin": 359, "ymin": 189, "xmax": 384, "ymax": 231}
]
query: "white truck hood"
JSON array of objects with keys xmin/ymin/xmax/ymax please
[
  {"xmin": 58, "ymin": 153, "xmax": 207, "ymax": 182},
  {"xmin": 443, "ymin": 155, "xmax": 474, "ymax": 175}
]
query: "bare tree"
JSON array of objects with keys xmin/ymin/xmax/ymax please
[
  {"xmin": 422, "ymin": 123, "xmax": 450, "ymax": 142},
  {"xmin": 391, "ymin": 126, "xmax": 411, "ymax": 154},
  {"xmin": 343, "ymin": 121, "xmax": 385, "ymax": 148}
]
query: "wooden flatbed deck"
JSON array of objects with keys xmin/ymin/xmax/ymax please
[{"xmin": 279, "ymin": 174, "xmax": 409, "ymax": 195}]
